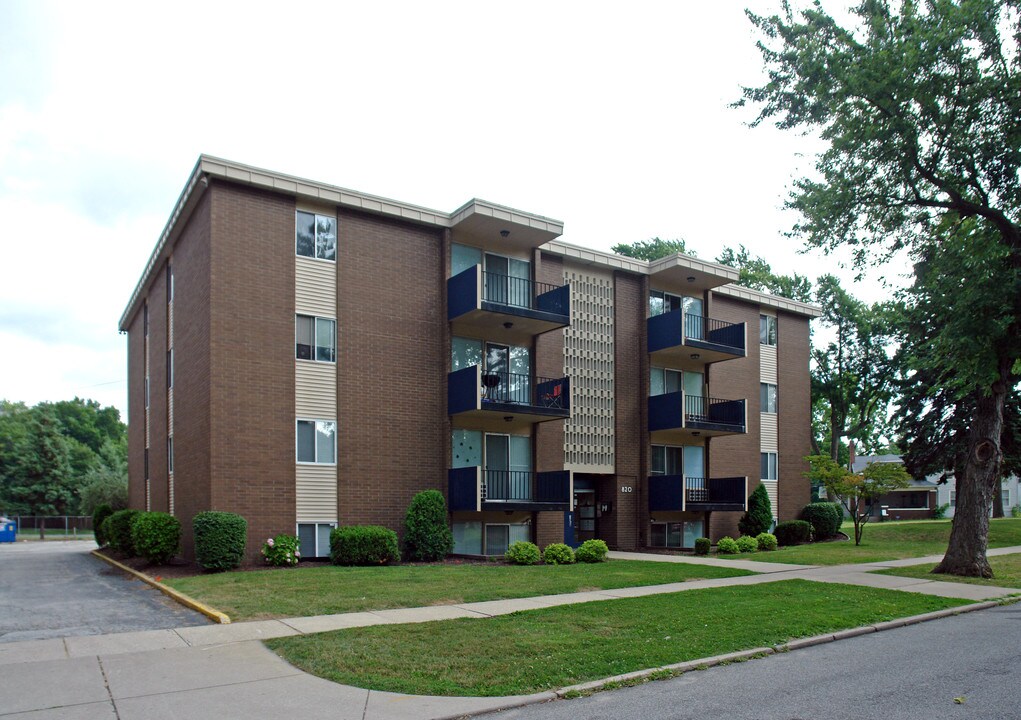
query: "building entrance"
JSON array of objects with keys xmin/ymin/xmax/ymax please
[{"xmin": 574, "ymin": 489, "xmax": 596, "ymax": 543}]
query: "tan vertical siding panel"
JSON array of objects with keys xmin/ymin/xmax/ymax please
[
  {"xmin": 295, "ymin": 362, "xmax": 337, "ymax": 417},
  {"xmin": 296, "ymin": 464, "xmax": 339, "ymax": 522},
  {"xmin": 295, "ymin": 258, "xmax": 337, "ymax": 316},
  {"xmin": 760, "ymin": 345, "xmax": 778, "ymax": 383},
  {"xmin": 760, "ymin": 413, "xmax": 778, "ymax": 451}
]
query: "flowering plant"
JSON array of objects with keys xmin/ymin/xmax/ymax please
[{"xmin": 261, "ymin": 533, "xmax": 300, "ymax": 567}]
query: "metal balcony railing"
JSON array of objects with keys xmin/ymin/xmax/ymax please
[{"xmin": 482, "ymin": 271, "xmax": 568, "ymax": 314}]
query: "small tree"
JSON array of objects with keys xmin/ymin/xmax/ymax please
[
  {"xmin": 806, "ymin": 455, "xmax": 910, "ymax": 546},
  {"xmin": 403, "ymin": 489, "xmax": 453, "ymax": 562},
  {"xmin": 738, "ymin": 484, "xmax": 773, "ymax": 537}
]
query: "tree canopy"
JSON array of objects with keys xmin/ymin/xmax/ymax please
[
  {"xmin": 741, "ymin": 0, "xmax": 1021, "ymax": 576},
  {"xmin": 806, "ymin": 454, "xmax": 911, "ymax": 545},
  {"xmin": 610, "ymin": 237, "xmax": 695, "ymax": 261}
]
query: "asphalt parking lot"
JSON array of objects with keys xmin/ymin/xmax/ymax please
[{"xmin": 0, "ymin": 541, "xmax": 209, "ymax": 643}]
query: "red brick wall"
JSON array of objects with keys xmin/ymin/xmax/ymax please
[
  {"xmin": 777, "ymin": 311, "xmax": 812, "ymax": 521},
  {"xmin": 535, "ymin": 511, "xmax": 562, "ymax": 548},
  {"xmin": 171, "ymin": 190, "xmax": 213, "ymax": 560},
  {"xmin": 148, "ymin": 268, "xmax": 169, "ymax": 513},
  {"xmin": 706, "ymin": 294, "xmax": 762, "ymax": 540},
  {"xmin": 126, "ymin": 309, "xmax": 146, "ymax": 511},
  {"xmin": 336, "ymin": 209, "xmax": 446, "ymax": 538},
  {"xmin": 612, "ymin": 271, "xmax": 645, "ymax": 550},
  {"xmin": 208, "ymin": 182, "xmax": 296, "ymax": 563}
]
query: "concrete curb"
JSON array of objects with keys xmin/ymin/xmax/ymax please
[
  {"xmin": 533, "ymin": 600, "xmax": 999, "ymax": 703},
  {"xmin": 91, "ymin": 550, "xmax": 232, "ymax": 624}
]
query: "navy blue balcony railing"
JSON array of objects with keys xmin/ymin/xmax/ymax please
[
  {"xmin": 648, "ymin": 475, "xmax": 747, "ymax": 512},
  {"xmin": 448, "ymin": 467, "xmax": 571, "ymax": 511},
  {"xmin": 648, "ymin": 392, "xmax": 746, "ymax": 433},
  {"xmin": 448, "ymin": 366, "xmax": 571, "ymax": 418},
  {"xmin": 648, "ymin": 309, "xmax": 745, "ymax": 357},
  {"xmin": 448, "ymin": 266, "xmax": 570, "ymax": 325}
]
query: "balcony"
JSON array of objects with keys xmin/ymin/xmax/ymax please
[
  {"xmin": 648, "ymin": 310, "xmax": 745, "ymax": 366},
  {"xmin": 448, "ymin": 266, "xmax": 570, "ymax": 343},
  {"xmin": 648, "ymin": 392, "xmax": 746, "ymax": 440},
  {"xmin": 448, "ymin": 366, "xmax": 570, "ymax": 432},
  {"xmin": 449, "ymin": 467, "xmax": 573, "ymax": 512},
  {"xmin": 648, "ymin": 475, "xmax": 748, "ymax": 512}
]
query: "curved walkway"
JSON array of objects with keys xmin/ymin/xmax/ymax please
[{"xmin": 1, "ymin": 548, "xmax": 1018, "ymax": 719}]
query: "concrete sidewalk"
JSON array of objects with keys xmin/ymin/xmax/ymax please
[{"xmin": 2, "ymin": 548, "xmax": 1019, "ymax": 719}]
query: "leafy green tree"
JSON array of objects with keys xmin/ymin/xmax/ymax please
[
  {"xmin": 611, "ymin": 237, "xmax": 695, "ymax": 261},
  {"xmin": 806, "ymin": 454, "xmax": 911, "ymax": 545},
  {"xmin": 739, "ymin": 483, "xmax": 774, "ymax": 537},
  {"xmin": 739, "ymin": 0, "xmax": 1021, "ymax": 576},
  {"xmin": 715, "ymin": 245, "xmax": 813, "ymax": 302}
]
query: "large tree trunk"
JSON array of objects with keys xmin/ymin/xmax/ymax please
[
  {"xmin": 933, "ymin": 387, "xmax": 1005, "ymax": 578},
  {"xmin": 992, "ymin": 483, "xmax": 1005, "ymax": 518}
]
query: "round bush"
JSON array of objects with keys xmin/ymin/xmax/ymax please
[
  {"xmin": 403, "ymin": 489, "xmax": 454, "ymax": 561},
  {"xmin": 107, "ymin": 509, "xmax": 140, "ymax": 555},
  {"xmin": 716, "ymin": 536, "xmax": 740, "ymax": 554},
  {"xmin": 693, "ymin": 537, "xmax": 711, "ymax": 556},
  {"xmin": 801, "ymin": 502, "xmax": 842, "ymax": 539},
  {"xmin": 330, "ymin": 525, "xmax": 400, "ymax": 566},
  {"xmin": 736, "ymin": 535, "xmax": 759, "ymax": 553},
  {"xmin": 262, "ymin": 533, "xmax": 301, "ymax": 567},
  {"xmin": 93, "ymin": 504, "xmax": 114, "ymax": 547},
  {"xmin": 193, "ymin": 511, "xmax": 247, "ymax": 571},
  {"xmin": 131, "ymin": 512, "xmax": 181, "ymax": 564},
  {"xmin": 505, "ymin": 541, "xmax": 541, "ymax": 565},
  {"xmin": 756, "ymin": 532, "xmax": 778, "ymax": 551},
  {"xmin": 575, "ymin": 539, "xmax": 609, "ymax": 563},
  {"xmin": 774, "ymin": 520, "xmax": 813, "ymax": 546},
  {"xmin": 542, "ymin": 543, "xmax": 576, "ymax": 565}
]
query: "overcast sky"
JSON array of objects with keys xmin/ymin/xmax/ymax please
[{"xmin": 0, "ymin": 1, "xmax": 899, "ymax": 420}]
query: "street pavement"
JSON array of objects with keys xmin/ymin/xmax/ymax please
[
  {"xmin": 0, "ymin": 541, "xmax": 209, "ymax": 643},
  {"xmin": 0, "ymin": 542, "xmax": 1017, "ymax": 719}
]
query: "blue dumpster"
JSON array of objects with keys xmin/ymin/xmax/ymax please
[{"xmin": 0, "ymin": 518, "xmax": 16, "ymax": 543}]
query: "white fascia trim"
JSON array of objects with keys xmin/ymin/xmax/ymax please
[{"xmin": 714, "ymin": 284, "xmax": 823, "ymax": 318}]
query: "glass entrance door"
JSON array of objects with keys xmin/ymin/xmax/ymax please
[{"xmin": 574, "ymin": 490, "xmax": 596, "ymax": 542}]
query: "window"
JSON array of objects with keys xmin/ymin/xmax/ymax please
[
  {"xmin": 1002, "ymin": 489, "xmax": 1010, "ymax": 512},
  {"xmin": 451, "ymin": 243, "xmax": 482, "ymax": 276},
  {"xmin": 167, "ymin": 263, "xmax": 174, "ymax": 303},
  {"xmin": 950, "ymin": 490, "xmax": 956, "ymax": 507},
  {"xmin": 649, "ymin": 519, "xmax": 704, "ymax": 548},
  {"xmin": 761, "ymin": 452, "xmax": 778, "ymax": 480},
  {"xmin": 649, "ymin": 291, "xmax": 702, "ymax": 320},
  {"xmin": 651, "ymin": 445, "xmax": 703, "ymax": 477},
  {"xmin": 296, "ymin": 420, "xmax": 337, "ymax": 464},
  {"xmin": 760, "ymin": 383, "xmax": 778, "ymax": 413},
  {"xmin": 451, "ymin": 336, "xmax": 483, "ymax": 371},
  {"xmin": 167, "ymin": 349, "xmax": 173, "ymax": 389},
  {"xmin": 144, "ymin": 448, "xmax": 149, "ymax": 479},
  {"xmin": 295, "ymin": 211, "xmax": 337, "ymax": 261},
  {"xmin": 145, "ymin": 376, "xmax": 150, "ymax": 408},
  {"xmin": 295, "ymin": 315, "xmax": 336, "ymax": 362},
  {"xmin": 650, "ymin": 367, "xmax": 682, "ymax": 396},
  {"xmin": 297, "ymin": 522, "xmax": 336, "ymax": 558},
  {"xmin": 760, "ymin": 315, "xmax": 777, "ymax": 346},
  {"xmin": 143, "ymin": 302, "xmax": 148, "ymax": 336},
  {"xmin": 167, "ymin": 436, "xmax": 174, "ymax": 473}
]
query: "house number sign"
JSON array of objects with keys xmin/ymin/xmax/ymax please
[{"xmin": 620, "ymin": 485, "xmax": 633, "ymax": 493}]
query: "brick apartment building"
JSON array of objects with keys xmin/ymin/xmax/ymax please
[{"xmin": 119, "ymin": 156, "xmax": 821, "ymax": 562}]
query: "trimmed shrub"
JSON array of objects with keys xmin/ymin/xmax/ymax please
[
  {"xmin": 801, "ymin": 502, "xmax": 842, "ymax": 539},
  {"xmin": 107, "ymin": 509, "xmax": 140, "ymax": 555},
  {"xmin": 774, "ymin": 520, "xmax": 813, "ymax": 546},
  {"xmin": 542, "ymin": 543, "xmax": 576, "ymax": 565},
  {"xmin": 736, "ymin": 535, "xmax": 759, "ymax": 553},
  {"xmin": 93, "ymin": 504, "xmax": 114, "ymax": 547},
  {"xmin": 738, "ymin": 484, "xmax": 773, "ymax": 537},
  {"xmin": 330, "ymin": 525, "xmax": 399, "ymax": 566},
  {"xmin": 694, "ymin": 537, "xmax": 711, "ymax": 556},
  {"xmin": 193, "ymin": 511, "xmax": 247, "ymax": 571},
  {"xmin": 505, "ymin": 541, "xmax": 541, "ymax": 565},
  {"xmin": 403, "ymin": 489, "xmax": 454, "ymax": 561},
  {"xmin": 131, "ymin": 512, "xmax": 181, "ymax": 564},
  {"xmin": 756, "ymin": 532, "xmax": 778, "ymax": 551},
  {"xmin": 262, "ymin": 533, "xmax": 301, "ymax": 567},
  {"xmin": 1012, "ymin": 504, "xmax": 1021, "ymax": 518},
  {"xmin": 717, "ymin": 536, "xmax": 740, "ymax": 554},
  {"xmin": 575, "ymin": 539, "xmax": 609, "ymax": 563}
]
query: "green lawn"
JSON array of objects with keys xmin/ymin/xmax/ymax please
[
  {"xmin": 874, "ymin": 552, "xmax": 1021, "ymax": 588},
  {"xmin": 166, "ymin": 560, "xmax": 752, "ymax": 621},
  {"xmin": 719, "ymin": 518, "xmax": 1021, "ymax": 566},
  {"xmin": 267, "ymin": 580, "xmax": 968, "ymax": 696}
]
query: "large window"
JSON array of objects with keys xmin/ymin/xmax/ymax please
[
  {"xmin": 760, "ymin": 383, "xmax": 778, "ymax": 413},
  {"xmin": 649, "ymin": 519, "xmax": 704, "ymax": 548},
  {"xmin": 651, "ymin": 445, "xmax": 704, "ymax": 477},
  {"xmin": 761, "ymin": 452, "xmax": 778, "ymax": 480},
  {"xmin": 649, "ymin": 290, "xmax": 702, "ymax": 319},
  {"xmin": 760, "ymin": 315, "xmax": 777, "ymax": 346},
  {"xmin": 296, "ymin": 315, "xmax": 336, "ymax": 362},
  {"xmin": 297, "ymin": 522, "xmax": 335, "ymax": 559},
  {"xmin": 296, "ymin": 419, "xmax": 337, "ymax": 464},
  {"xmin": 296, "ymin": 211, "xmax": 337, "ymax": 261},
  {"xmin": 452, "ymin": 521, "xmax": 529, "ymax": 556}
]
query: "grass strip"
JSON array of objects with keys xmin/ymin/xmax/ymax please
[
  {"xmin": 719, "ymin": 518, "xmax": 1021, "ymax": 566},
  {"xmin": 873, "ymin": 552, "xmax": 1021, "ymax": 588},
  {"xmin": 266, "ymin": 579, "xmax": 968, "ymax": 697},
  {"xmin": 166, "ymin": 560, "xmax": 751, "ymax": 621}
]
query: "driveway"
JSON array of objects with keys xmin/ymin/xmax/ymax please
[{"xmin": 0, "ymin": 541, "xmax": 209, "ymax": 643}]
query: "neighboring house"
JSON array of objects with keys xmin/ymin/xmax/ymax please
[
  {"xmin": 118, "ymin": 155, "xmax": 821, "ymax": 562},
  {"xmin": 935, "ymin": 474, "xmax": 1020, "ymax": 518},
  {"xmin": 850, "ymin": 454, "xmax": 939, "ymax": 520}
]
